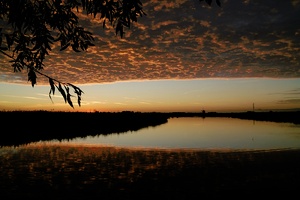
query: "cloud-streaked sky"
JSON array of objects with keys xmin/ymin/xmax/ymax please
[{"xmin": 0, "ymin": 0, "xmax": 300, "ymax": 112}]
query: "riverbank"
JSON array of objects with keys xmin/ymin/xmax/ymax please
[
  {"xmin": 1, "ymin": 145, "xmax": 299, "ymax": 199},
  {"xmin": 1, "ymin": 110, "xmax": 299, "ymax": 147},
  {"xmin": 0, "ymin": 111, "xmax": 168, "ymax": 147}
]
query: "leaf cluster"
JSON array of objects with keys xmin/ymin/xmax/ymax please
[
  {"xmin": 0, "ymin": 0, "xmax": 146, "ymax": 108},
  {"xmin": 49, "ymin": 78, "xmax": 83, "ymax": 108},
  {"xmin": 82, "ymin": 0, "xmax": 146, "ymax": 38}
]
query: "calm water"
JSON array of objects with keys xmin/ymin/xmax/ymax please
[{"xmin": 33, "ymin": 117, "xmax": 300, "ymax": 150}]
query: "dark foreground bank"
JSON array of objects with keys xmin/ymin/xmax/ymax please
[{"xmin": 1, "ymin": 145, "xmax": 300, "ymax": 199}]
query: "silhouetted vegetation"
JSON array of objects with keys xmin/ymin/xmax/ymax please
[
  {"xmin": 164, "ymin": 110, "xmax": 300, "ymax": 124},
  {"xmin": 0, "ymin": 110, "xmax": 168, "ymax": 147},
  {"xmin": 205, "ymin": 111, "xmax": 300, "ymax": 124}
]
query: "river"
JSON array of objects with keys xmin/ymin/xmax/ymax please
[{"xmin": 25, "ymin": 117, "xmax": 300, "ymax": 150}]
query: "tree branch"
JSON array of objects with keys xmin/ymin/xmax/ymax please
[{"xmin": 0, "ymin": 48, "xmax": 82, "ymax": 108}]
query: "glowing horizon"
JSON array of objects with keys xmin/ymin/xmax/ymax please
[
  {"xmin": 1, "ymin": 78, "xmax": 300, "ymax": 113},
  {"xmin": 0, "ymin": 1, "xmax": 300, "ymax": 112}
]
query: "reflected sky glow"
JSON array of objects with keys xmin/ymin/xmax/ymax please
[{"xmin": 37, "ymin": 118, "xmax": 300, "ymax": 150}]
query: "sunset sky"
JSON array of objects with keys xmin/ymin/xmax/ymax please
[{"xmin": 0, "ymin": 0, "xmax": 300, "ymax": 112}]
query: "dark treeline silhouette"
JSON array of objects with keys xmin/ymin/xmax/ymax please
[
  {"xmin": 205, "ymin": 111, "xmax": 300, "ymax": 124},
  {"xmin": 0, "ymin": 110, "xmax": 168, "ymax": 147},
  {"xmin": 166, "ymin": 110, "xmax": 300, "ymax": 124},
  {"xmin": 1, "ymin": 110, "xmax": 299, "ymax": 147}
]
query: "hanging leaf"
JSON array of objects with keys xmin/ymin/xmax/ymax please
[
  {"xmin": 48, "ymin": 78, "xmax": 55, "ymax": 103},
  {"xmin": 67, "ymin": 93, "xmax": 74, "ymax": 108},
  {"xmin": 68, "ymin": 83, "xmax": 83, "ymax": 107},
  {"xmin": 77, "ymin": 95, "xmax": 81, "ymax": 107},
  {"xmin": 48, "ymin": 91, "xmax": 53, "ymax": 103},
  {"xmin": 65, "ymin": 85, "xmax": 70, "ymax": 93},
  {"xmin": 12, "ymin": 63, "xmax": 23, "ymax": 72},
  {"xmin": 28, "ymin": 69, "xmax": 37, "ymax": 87},
  {"xmin": 69, "ymin": 83, "xmax": 84, "ymax": 96},
  {"xmin": 49, "ymin": 78, "xmax": 55, "ymax": 95},
  {"xmin": 56, "ymin": 83, "xmax": 67, "ymax": 103},
  {"xmin": 64, "ymin": 86, "xmax": 74, "ymax": 108}
]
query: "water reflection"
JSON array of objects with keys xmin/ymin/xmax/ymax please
[
  {"xmin": 2, "ymin": 144, "xmax": 300, "ymax": 199},
  {"xmin": 1, "ymin": 117, "xmax": 300, "ymax": 199},
  {"xmin": 36, "ymin": 117, "xmax": 300, "ymax": 150}
]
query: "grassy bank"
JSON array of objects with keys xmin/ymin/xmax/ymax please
[{"xmin": 1, "ymin": 145, "xmax": 300, "ymax": 199}]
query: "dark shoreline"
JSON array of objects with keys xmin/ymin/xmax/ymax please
[
  {"xmin": 0, "ymin": 111, "xmax": 168, "ymax": 147},
  {"xmin": 165, "ymin": 110, "xmax": 300, "ymax": 124},
  {"xmin": 1, "ymin": 110, "xmax": 299, "ymax": 147}
]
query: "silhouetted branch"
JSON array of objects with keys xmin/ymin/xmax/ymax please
[{"xmin": 0, "ymin": 49, "xmax": 82, "ymax": 108}]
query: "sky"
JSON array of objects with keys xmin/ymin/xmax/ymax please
[{"xmin": 0, "ymin": 0, "xmax": 300, "ymax": 112}]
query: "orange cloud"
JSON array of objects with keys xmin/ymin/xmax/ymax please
[{"xmin": 0, "ymin": 0, "xmax": 299, "ymax": 85}]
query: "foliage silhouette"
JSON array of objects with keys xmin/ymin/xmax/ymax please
[
  {"xmin": 0, "ymin": 0, "xmax": 220, "ymax": 108},
  {"xmin": 0, "ymin": 110, "xmax": 169, "ymax": 147}
]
